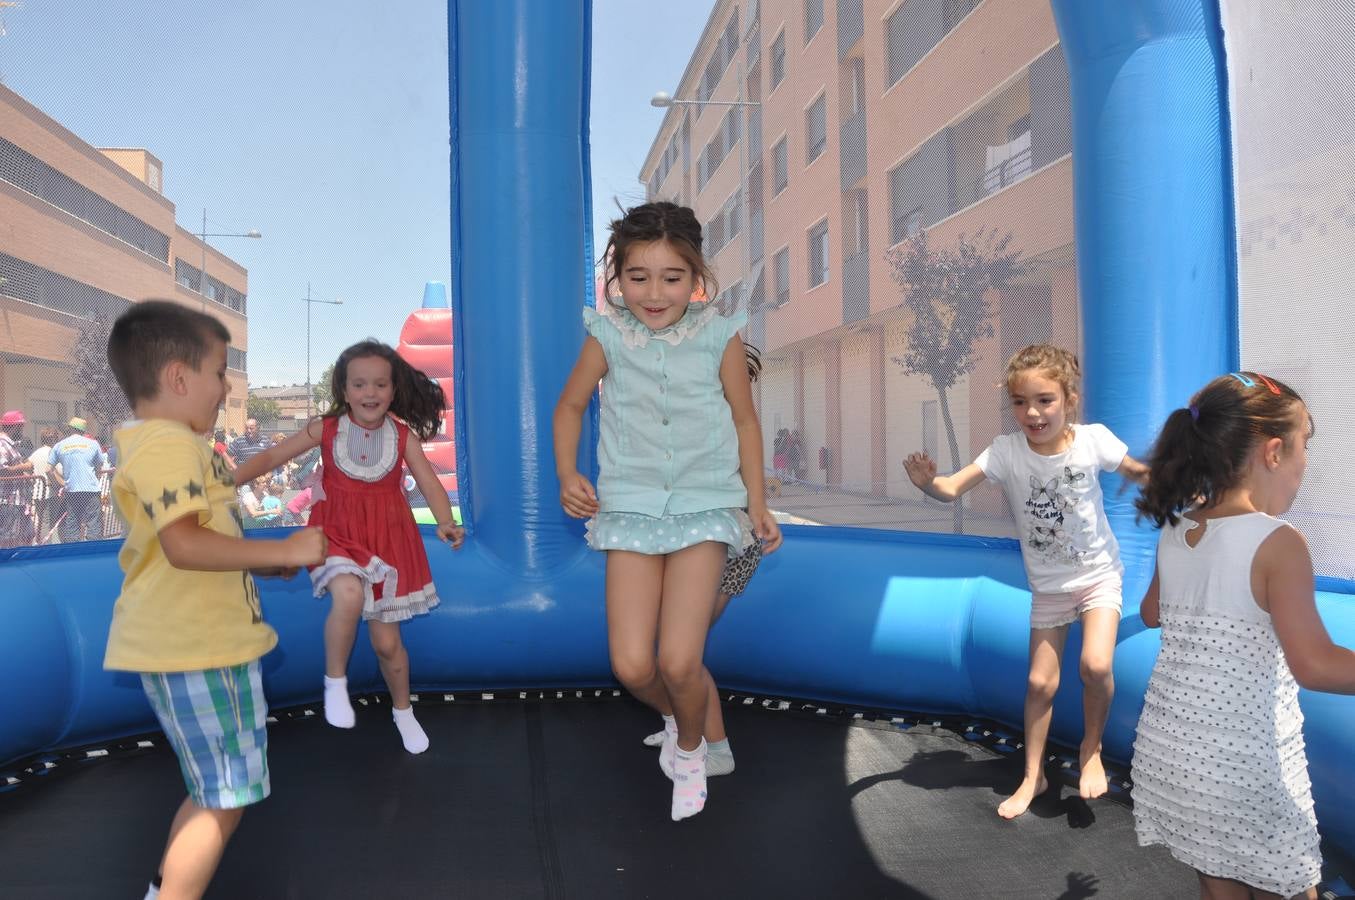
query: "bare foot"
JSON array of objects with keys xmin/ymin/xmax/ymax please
[
  {"xmin": 1079, "ymin": 745, "xmax": 1109, "ymax": 800},
  {"xmin": 997, "ymin": 773, "xmax": 1048, "ymax": 819}
]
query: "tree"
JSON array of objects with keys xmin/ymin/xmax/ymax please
[
  {"xmin": 312, "ymin": 364, "xmax": 335, "ymax": 414},
  {"xmin": 71, "ymin": 309, "xmax": 131, "ymax": 439},
  {"xmin": 247, "ymin": 396, "xmax": 282, "ymax": 424},
  {"xmin": 885, "ymin": 228, "xmax": 1024, "ymax": 534}
]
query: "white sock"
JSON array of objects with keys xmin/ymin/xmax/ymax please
[
  {"xmin": 657, "ymin": 715, "xmax": 678, "ymax": 779},
  {"xmin": 392, "ymin": 704, "xmax": 429, "ymax": 754},
  {"xmin": 671, "ymin": 738, "xmax": 708, "ymax": 821},
  {"xmin": 144, "ymin": 884, "xmax": 160, "ymax": 900},
  {"xmin": 323, "ymin": 675, "xmax": 355, "ymax": 729},
  {"xmin": 706, "ymin": 738, "xmax": 735, "ymax": 776},
  {"xmin": 645, "ymin": 713, "xmax": 676, "ymax": 747}
]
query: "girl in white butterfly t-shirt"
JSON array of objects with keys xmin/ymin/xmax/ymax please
[{"xmin": 904, "ymin": 345, "xmax": 1147, "ymax": 819}]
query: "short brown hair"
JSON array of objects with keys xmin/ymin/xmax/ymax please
[{"xmin": 108, "ymin": 300, "xmax": 231, "ymax": 405}]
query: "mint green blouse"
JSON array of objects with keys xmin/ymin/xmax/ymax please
[{"xmin": 584, "ymin": 301, "xmax": 749, "ymax": 518}]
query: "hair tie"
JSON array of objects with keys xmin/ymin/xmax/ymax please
[
  {"xmin": 1255, "ymin": 373, "xmax": 1283, "ymax": 395},
  {"xmin": 1188, "ymin": 404, "xmax": 1200, "ymax": 423}
]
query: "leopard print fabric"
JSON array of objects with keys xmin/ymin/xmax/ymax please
[{"xmin": 718, "ymin": 538, "xmax": 763, "ymax": 598}]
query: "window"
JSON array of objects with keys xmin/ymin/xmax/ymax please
[
  {"xmin": 697, "ymin": 111, "xmax": 741, "ymax": 192},
  {"xmin": 805, "ymin": 0, "xmax": 823, "ymax": 42},
  {"xmin": 0, "ymin": 137, "xmax": 171, "ymax": 262},
  {"xmin": 699, "ymin": 15, "xmax": 741, "ymax": 103},
  {"xmin": 849, "ymin": 58, "xmax": 866, "ymax": 117},
  {"xmin": 850, "ymin": 190, "xmax": 869, "ymax": 256},
  {"xmin": 886, "ymin": 0, "xmax": 982, "ymax": 88},
  {"xmin": 774, "ymin": 247, "xmax": 791, "ymax": 306},
  {"xmin": 896, "ymin": 205, "xmax": 922, "ymax": 242},
  {"xmin": 808, "ymin": 220, "xmax": 829, "ymax": 287},
  {"xmin": 805, "ymin": 94, "xmax": 827, "ymax": 164},
  {"xmin": 770, "ymin": 31, "xmax": 786, "ymax": 89},
  {"xmin": 772, "ymin": 138, "xmax": 789, "ymax": 194}
]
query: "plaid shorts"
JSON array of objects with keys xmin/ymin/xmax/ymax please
[{"xmin": 141, "ymin": 660, "xmax": 270, "ymax": 809}]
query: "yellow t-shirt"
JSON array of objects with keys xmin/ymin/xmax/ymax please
[{"xmin": 104, "ymin": 419, "xmax": 277, "ymax": 672}]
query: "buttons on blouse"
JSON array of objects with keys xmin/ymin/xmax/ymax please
[{"xmin": 662, "ymin": 418, "xmax": 669, "ymax": 426}]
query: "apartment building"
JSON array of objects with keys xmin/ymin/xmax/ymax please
[
  {"xmin": 640, "ymin": 0, "xmax": 1076, "ymax": 529},
  {"xmin": 0, "ymin": 83, "xmax": 252, "ymax": 440}
]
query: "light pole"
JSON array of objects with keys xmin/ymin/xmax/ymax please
[
  {"xmin": 303, "ymin": 282, "xmax": 343, "ymax": 419},
  {"xmin": 198, "ymin": 208, "xmax": 261, "ymax": 312},
  {"xmin": 651, "ymin": 84, "xmax": 760, "ymax": 317}
]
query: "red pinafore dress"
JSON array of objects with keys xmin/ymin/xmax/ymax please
[{"xmin": 307, "ymin": 414, "xmax": 439, "ymax": 622}]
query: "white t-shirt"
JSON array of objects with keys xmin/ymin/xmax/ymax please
[{"xmin": 975, "ymin": 423, "xmax": 1128, "ymax": 593}]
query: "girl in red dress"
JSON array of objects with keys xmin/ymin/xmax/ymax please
[{"xmin": 235, "ymin": 341, "xmax": 463, "ymax": 753}]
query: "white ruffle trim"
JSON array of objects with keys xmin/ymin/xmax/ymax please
[
  {"xmin": 589, "ymin": 301, "xmax": 720, "ymax": 350},
  {"xmin": 332, "ymin": 415, "xmax": 399, "ymax": 483},
  {"xmin": 309, "ymin": 553, "xmax": 439, "ymax": 623}
]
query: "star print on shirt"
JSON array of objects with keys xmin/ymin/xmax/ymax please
[
  {"xmin": 160, "ymin": 487, "xmax": 179, "ymax": 509},
  {"xmin": 142, "ymin": 501, "xmax": 155, "ymax": 518},
  {"xmin": 185, "ymin": 480, "xmax": 204, "ymax": 499}
]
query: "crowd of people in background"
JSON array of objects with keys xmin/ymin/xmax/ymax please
[{"xmin": 0, "ymin": 413, "xmax": 323, "ymax": 547}]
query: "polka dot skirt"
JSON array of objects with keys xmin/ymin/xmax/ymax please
[
  {"xmin": 585, "ymin": 508, "xmax": 750, "ymax": 557},
  {"xmin": 1131, "ymin": 611, "xmax": 1321, "ymax": 897}
]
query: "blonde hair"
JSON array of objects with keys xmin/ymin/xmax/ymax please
[{"xmin": 1005, "ymin": 344, "xmax": 1082, "ymax": 421}]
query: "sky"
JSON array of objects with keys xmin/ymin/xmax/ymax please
[{"xmin": 0, "ymin": 0, "xmax": 714, "ymax": 387}]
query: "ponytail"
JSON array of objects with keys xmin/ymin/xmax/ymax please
[
  {"xmin": 1135, "ymin": 372, "xmax": 1308, "ymax": 528},
  {"xmin": 1135, "ymin": 407, "xmax": 1216, "ymax": 527}
]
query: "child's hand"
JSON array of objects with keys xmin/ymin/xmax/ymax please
[
  {"xmin": 437, "ymin": 521, "xmax": 465, "ymax": 549},
  {"xmin": 748, "ymin": 505, "xmax": 783, "ymax": 554},
  {"xmin": 559, "ymin": 471, "xmax": 599, "ymax": 519},
  {"xmin": 903, "ymin": 452, "xmax": 937, "ymax": 489},
  {"xmin": 284, "ymin": 527, "xmax": 328, "ymax": 567}
]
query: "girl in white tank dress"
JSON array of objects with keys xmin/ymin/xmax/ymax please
[{"xmin": 1133, "ymin": 372, "xmax": 1355, "ymax": 900}]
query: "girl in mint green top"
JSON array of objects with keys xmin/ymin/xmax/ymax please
[{"xmin": 555, "ymin": 201, "xmax": 782, "ymax": 822}]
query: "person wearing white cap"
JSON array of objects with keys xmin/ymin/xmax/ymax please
[
  {"xmin": 0, "ymin": 410, "xmax": 34, "ymax": 545},
  {"xmin": 49, "ymin": 416, "xmax": 108, "ymax": 542}
]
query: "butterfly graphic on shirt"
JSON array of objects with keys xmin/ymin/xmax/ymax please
[
  {"xmin": 1062, "ymin": 466, "xmax": 1086, "ymax": 489},
  {"xmin": 1030, "ymin": 522, "xmax": 1066, "ymax": 552},
  {"xmin": 1029, "ymin": 475, "xmax": 1060, "ymax": 504}
]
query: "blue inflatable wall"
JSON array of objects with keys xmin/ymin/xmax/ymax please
[{"xmin": 2, "ymin": 0, "xmax": 1352, "ymax": 859}]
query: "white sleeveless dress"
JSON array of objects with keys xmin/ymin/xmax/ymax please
[{"xmin": 1131, "ymin": 512, "xmax": 1321, "ymax": 897}]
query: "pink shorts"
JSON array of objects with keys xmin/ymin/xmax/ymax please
[{"xmin": 1030, "ymin": 576, "xmax": 1122, "ymax": 630}]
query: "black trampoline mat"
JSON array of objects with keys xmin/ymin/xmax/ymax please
[{"xmin": 0, "ymin": 698, "xmax": 1199, "ymax": 899}]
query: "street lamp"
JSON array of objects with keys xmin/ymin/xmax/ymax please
[
  {"xmin": 198, "ymin": 208, "xmax": 261, "ymax": 312},
  {"xmin": 649, "ymin": 81, "xmax": 761, "ymax": 318},
  {"xmin": 303, "ymin": 282, "xmax": 343, "ymax": 419}
]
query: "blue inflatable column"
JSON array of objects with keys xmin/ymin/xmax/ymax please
[
  {"xmin": 450, "ymin": 0, "xmax": 594, "ymax": 576},
  {"xmin": 1051, "ymin": 0, "xmax": 1235, "ymax": 590}
]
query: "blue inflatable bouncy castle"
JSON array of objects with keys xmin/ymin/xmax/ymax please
[{"xmin": 2, "ymin": 1, "xmax": 1353, "ymax": 896}]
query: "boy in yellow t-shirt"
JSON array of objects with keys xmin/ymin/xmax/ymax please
[{"xmin": 105, "ymin": 301, "xmax": 326, "ymax": 900}]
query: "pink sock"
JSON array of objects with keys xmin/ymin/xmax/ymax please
[{"xmin": 670, "ymin": 738, "xmax": 708, "ymax": 821}]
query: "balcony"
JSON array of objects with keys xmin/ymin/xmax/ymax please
[
  {"xmin": 839, "ymin": 109, "xmax": 866, "ymax": 190},
  {"xmin": 955, "ymin": 134, "xmax": 1031, "ymax": 210},
  {"xmin": 842, "ymin": 249, "xmax": 869, "ymax": 324},
  {"xmin": 838, "ymin": 0, "xmax": 864, "ymax": 59}
]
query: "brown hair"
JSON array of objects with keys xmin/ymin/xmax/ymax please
[
  {"xmin": 107, "ymin": 300, "xmax": 231, "ymax": 405},
  {"xmin": 1136, "ymin": 372, "xmax": 1310, "ymax": 527},
  {"xmin": 1005, "ymin": 344, "xmax": 1082, "ymax": 422},
  {"xmin": 325, "ymin": 340, "xmax": 446, "ymax": 441},
  {"xmin": 601, "ymin": 201, "xmax": 717, "ymax": 308}
]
